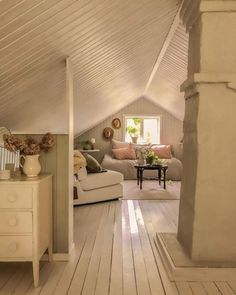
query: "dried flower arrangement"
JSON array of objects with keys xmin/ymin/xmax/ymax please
[{"xmin": 3, "ymin": 133, "xmax": 55, "ymax": 155}]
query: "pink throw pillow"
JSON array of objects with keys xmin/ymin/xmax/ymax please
[
  {"xmin": 112, "ymin": 144, "xmax": 136, "ymax": 160},
  {"xmin": 151, "ymin": 144, "xmax": 172, "ymax": 159},
  {"xmin": 112, "ymin": 139, "xmax": 135, "ymax": 149}
]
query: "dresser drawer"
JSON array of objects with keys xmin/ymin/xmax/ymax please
[
  {"xmin": 0, "ymin": 236, "xmax": 32, "ymax": 258},
  {"xmin": 0, "ymin": 186, "xmax": 32, "ymax": 209},
  {"xmin": 0, "ymin": 212, "xmax": 32, "ymax": 233}
]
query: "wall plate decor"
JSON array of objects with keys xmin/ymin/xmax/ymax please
[
  {"xmin": 103, "ymin": 127, "xmax": 114, "ymax": 139},
  {"xmin": 112, "ymin": 118, "xmax": 121, "ymax": 129}
]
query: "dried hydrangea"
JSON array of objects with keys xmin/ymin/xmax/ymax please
[
  {"xmin": 3, "ymin": 133, "xmax": 55, "ymax": 155},
  {"xmin": 3, "ymin": 134, "xmax": 25, "ymax": 153},
  {"xmin": 40, "ymin": 133, "xmax": 55, "ymax": 152},
  {"xmin": 23, "ymin": 136, "xmax": 40, "ymax": 155}
]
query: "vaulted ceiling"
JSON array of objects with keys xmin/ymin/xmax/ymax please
[{"xmin": 0, "ymin": 0, "xmax": 188, "ymax": 135}]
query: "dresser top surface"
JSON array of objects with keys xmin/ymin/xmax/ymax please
[{"xmin": 0, "ymin": 173, "xmax": 52, "ymax": 184}]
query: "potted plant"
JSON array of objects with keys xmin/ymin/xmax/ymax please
[
  {"xmin": 126, "ymin": 126, "xmax": 139, "ymax": 144},
  {"xmin": 145, "ymin": 150, "xmax": 158, "ymax": 165},
  {"xmin": 79, "ymin": 140, "xmax": 92, "ymax": 150}
]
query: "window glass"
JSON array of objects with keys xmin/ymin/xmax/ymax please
[{"xmin": 124, "ymin": 116, "xmax": 160, "ymax": 144}]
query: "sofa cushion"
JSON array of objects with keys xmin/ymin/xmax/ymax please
[
  {"xmin": 112, "ymin": 139, "xmax": 134, "ymax": 149},
  {"xmin": 83, "ymin": 153, "xmax": 103, "ymax": 173},
  {"xmin": 80, "ymin": 170, "xmax": 124, "ymax": 191},
  {"xmin": 74, "ymin": 150, "xmax": 86, "ymax": 173},
  {"xmin": 151, "ymin": 144, "xmax": 172, "ymax": 159},
  {"xmin": 112, "ymin": 144, "xmax": 136, "ymax": 160},
  {"xmin": 102, "ymin": 154, "xmax": 137, "ymax": 180}
]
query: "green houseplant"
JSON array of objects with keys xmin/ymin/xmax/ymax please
[
  {"xmin": 79, "ymin": 140, "xmax": 93, "ymax": 150},
  {"xmin": 126, "ymin": 126, "xmax": 139, "ymax": 144},
  {"xmin": 145, "ymin": 150, "xmax": 158, "ymax": 165}
]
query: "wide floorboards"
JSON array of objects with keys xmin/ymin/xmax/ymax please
[{"xmin": 0, "ymin": 200, "xmax": 235, "ymax": 295}]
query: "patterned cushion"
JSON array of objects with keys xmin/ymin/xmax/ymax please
[{"xmin": 112, "ymin": 144, "xmax": 136, "ymax": 160}]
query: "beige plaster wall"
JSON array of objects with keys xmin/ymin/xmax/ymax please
[
  {"xmin": 177, "ymin": 95, "xmax": 199, "ymax": 255},
  {"xmin": 201, "ymin": 12, "xmax": 236, "ymax": 73},
  {"xmin": 192, "ymin": 84, "xmax": 236, "ymax": 261},
  {"xmin": 178, "ymin": 3, "xmax": 236, "ymax": 262}
]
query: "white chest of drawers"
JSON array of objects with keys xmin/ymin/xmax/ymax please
[{"xmin": 0, "ymin": 174, "xmax": 52, "ymax": 287}]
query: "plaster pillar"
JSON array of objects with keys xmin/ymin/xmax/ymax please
[{"xmin": 178, "ymin": 0, "xmax": 236, "ymax": 263}]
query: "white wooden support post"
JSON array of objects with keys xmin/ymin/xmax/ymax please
[{"xmin": 66, "ymin": 57, "xmax": 74, "ymax": 255}]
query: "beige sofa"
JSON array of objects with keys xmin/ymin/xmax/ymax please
[
  {"xmin": 101, "ymin": 154, "xmax": 182, "ymax": 181},
  {"xmin": 74, "ymin": 168, "xmax": 123, "ymax": 205}
]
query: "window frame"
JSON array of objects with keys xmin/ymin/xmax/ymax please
[{"xmin": 123, "ymin": 114, "xmax": 161, "ymax": 144}]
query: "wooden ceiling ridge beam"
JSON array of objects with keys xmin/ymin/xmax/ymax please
[{"xmin": 143, "ymin": 3, "xmax": 182, "ymax": 96}]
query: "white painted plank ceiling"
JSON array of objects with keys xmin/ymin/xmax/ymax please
[
  {"xmin": 146, "ymin": 22, "xmax": 188, "ymax": 120},
  {"xmin": 0, "ymin": 0, "xmax": 187, "ymax": 134}
]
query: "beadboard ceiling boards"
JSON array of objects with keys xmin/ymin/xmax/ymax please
[
  {"xmin": 146, "ymin": 22, "xmax": 188, "ymax": 120},
  {"xmin": 0, "ymin": 0, "xmax": 186, "ymax": 134}
]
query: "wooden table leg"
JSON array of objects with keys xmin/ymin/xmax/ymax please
[
  {"xmin": 158, "ymin": 168, "xmax": 161, "ymax": 185},
  {"xmin": 140, "ymin": 168, "xmax": 143, "ymax": 190},
  {"xmin": 137, "ymin": 168, "xmax": 140, "ymax": 185},
  {"xmin": 163, "ymin": 168, "xmax": 166, "ymax": 189}
]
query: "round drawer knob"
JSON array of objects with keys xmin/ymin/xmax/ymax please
[
  {"xmin": 8, "ymin": 217, "xmax": 17, "ymax": 227},
  {"xmin": 7, "ymin": 194, "xmax": 17, "ymax": 203},
  {"xmin": 8, "ymin": 242, "xmax": 17, "ymax": 252}
]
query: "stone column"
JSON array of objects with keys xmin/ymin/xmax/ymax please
[{"xmin": 178, "ymin": 0, "xmax": 236, "ymax": 263}]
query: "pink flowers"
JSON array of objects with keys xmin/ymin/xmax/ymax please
[{"xmin": 4, "ymin": 133, "xmax": 55, "ymax": 155}]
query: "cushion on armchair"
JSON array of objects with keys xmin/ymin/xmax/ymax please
[
  {"xmin": 74, "ymin": 150, "xmax": 86, "ymax": 173},
  {"xmin": 83, "ymin": 153, "xmax": 103, "ymax": 173}
]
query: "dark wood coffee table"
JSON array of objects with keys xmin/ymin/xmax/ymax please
[{"xmin": 134, "ymin": 164, "xmax": 168, "ymax": 190}]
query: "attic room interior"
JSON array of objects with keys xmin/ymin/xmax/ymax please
[{"xmin": 0, "ymin": 0, "xmax": 236, "ymax": 294}]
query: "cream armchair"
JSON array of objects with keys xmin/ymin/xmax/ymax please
[{"xmin": 74, "ymin": 168, "xmax": 123, "ymax": 205}]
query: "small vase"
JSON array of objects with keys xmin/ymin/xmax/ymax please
[
  {"xmin": 131, "ymin": 136, "xmax": 138, "ymax": 144},
  {"xmin": 21, "ymin": 154, "xmax": 41, "ymax": 177}
]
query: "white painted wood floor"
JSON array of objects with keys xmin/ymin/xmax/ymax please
[{"xmin": 0, "ymin": 200, "xmax": 236, "ymax": 295}]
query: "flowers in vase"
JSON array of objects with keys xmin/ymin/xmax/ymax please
[
  {"xmin": 40, "ymin": 133, "xmax": 55, "ymax": 152},
  {"xmin": 145, "ymin": 150, "xmax": 157, "ymax": 164},
  {"xmin": 24, "ymin": 136, "xmax": 40, "ymax": 155},
  {"xmin": 3, "ymin": 134, "xmax": 25, "ymax": 153},
  {"xmin": 3, "ymin": 133, "xmax": 55, "ymax": 155}
]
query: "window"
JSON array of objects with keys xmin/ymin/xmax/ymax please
[{"xmin": 124, "ymin": 115, "xmax": 160, "ymax": 144}]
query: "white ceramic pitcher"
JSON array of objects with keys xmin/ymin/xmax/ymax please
[{"xmin": 21, "ymin": 154, "xmax": 41, "ymax": 177}]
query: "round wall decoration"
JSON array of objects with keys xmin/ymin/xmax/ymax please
[
  {"xmin": 103, "ymin": 127, "xmax": 114, "ymax": 139},
  {"xmin": 112, "ymin": 118, "xmax": 121, "ymax": 129}
]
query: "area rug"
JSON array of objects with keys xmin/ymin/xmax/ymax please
[{"xmin": 122, "ymin": 180, "xmax": 181, "ymax": 200}]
